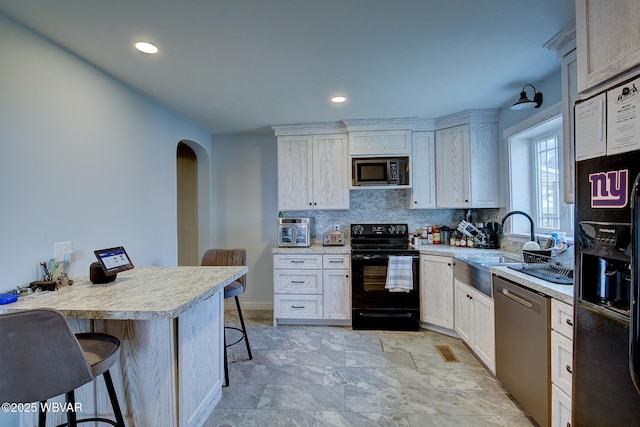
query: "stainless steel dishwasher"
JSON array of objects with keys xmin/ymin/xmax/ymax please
[{"xmin": 493, "ymin": 275, "xmax": 550, "ymax": 427}]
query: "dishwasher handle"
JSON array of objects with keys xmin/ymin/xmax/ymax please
[{"xmin": 501, "ymin": 287, "xmax": 534, "ymax": 308}]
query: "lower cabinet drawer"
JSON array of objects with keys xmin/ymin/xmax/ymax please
[
  {"xmin": 551, "ymin": 330, "xmax": 573, "ymax": 397},
  {"xmin": 274, "ymin": 295, "xmax": 323, "ymax": 319},
  {"xmin": 552, "ymin": 384, "xmax": 572, "ymax": 427},
  {"xmin": 273, "ymin": 270, "xmax": 322, "ymax": 294}
]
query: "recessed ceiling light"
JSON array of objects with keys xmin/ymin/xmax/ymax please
[
  {"xmin": 134, "ymin": 41, "xmax": 159, "ymax": 54},
  {"xmin": 331, "ymin": 96, "xmax": 347, "ymax": 103}
]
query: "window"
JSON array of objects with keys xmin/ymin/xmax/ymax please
[{"xmin": 508, "ymin": 115, "xmax": 573, "ymax": 237}]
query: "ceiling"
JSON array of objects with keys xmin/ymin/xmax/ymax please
[{"xmin": 0, "ymin": 0, "xmax": 575, "ymax": 135}]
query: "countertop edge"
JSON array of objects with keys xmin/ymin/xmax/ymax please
[{"xmin": 490, "ymin": 266, "xmax": 574, "ymax": 305}]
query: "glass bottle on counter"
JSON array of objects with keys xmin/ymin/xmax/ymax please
[
  {"xmin": 433, "ymin": 224, "xmax": 441, "ymax": 244},
  {"xmin": 427, "ymin": 226, "xmax": 434, "ymax": 244}
]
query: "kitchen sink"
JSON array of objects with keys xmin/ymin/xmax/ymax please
[{"xmin": 455, "ymin": 255, "xmax": 521, "ymax": 298}]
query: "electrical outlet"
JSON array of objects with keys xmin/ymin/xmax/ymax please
[
  {"xmin": 333, "ymin": 224, "xmax": 340, "ymax": 231},
  {"xmin": 54, "ymin": 241, "xmax": 73, "ymax": 262}
]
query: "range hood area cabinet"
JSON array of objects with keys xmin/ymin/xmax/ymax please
[
  {"xmin": 348, "ymin": 130, "xmax": 412, "ymax": 156},
  {"xmin": 435, "ymin": 121, "xmax": 500, "ymax": 208},
  {"xmin": 276, "ymin": 133, "xmax": 350, "ymax": 211}
]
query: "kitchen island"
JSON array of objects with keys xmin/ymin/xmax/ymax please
[{"xmin": 1, "ymin": 265, "xmax": 247, "ymax": 427}]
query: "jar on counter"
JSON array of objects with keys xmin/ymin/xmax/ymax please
[
  {"xmin": 441, "ymin": 227, "xmax": 450, "ymax": 245},
  {"xmin": 467, "ymin": 236, "xmax": 475, "ymax": 248},
  {"xmin": 433, "ymin": 224, "xmax": 441, "ymax": 244}
]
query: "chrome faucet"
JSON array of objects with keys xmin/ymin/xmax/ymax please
[{"xmin": 500, "ymin": 210, "xmax": 535, "ymax": 242}]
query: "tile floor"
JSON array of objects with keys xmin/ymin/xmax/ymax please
[{"xmin": 205, "ymin": 311, "xmax": 535, "ymax": 427}]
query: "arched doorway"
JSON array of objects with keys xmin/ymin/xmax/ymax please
[{"xmin": 177, "ymin": 142, "xmax": 199, "ymax": 265}]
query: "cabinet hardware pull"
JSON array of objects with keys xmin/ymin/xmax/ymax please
[
  {"xmin": 501, "ymin": 288, "xmax": 533, "ymax": 308},
  {"xmin": 290, "ymin": 260, "xmax": 304, "ymax": 263},
  {"xmin": 291, "ymin": 305, "xmax": 306, "ymax": 309},
  {"xmin": 566, "ymin": 318, "xmax": 573, "ymax": 327},
  {"xmin": 329, "ymin": 260, "xmax": 344, "ymax": 263},
  {"xmin": 566, "ymin": 364, "xmax": 572, "ymax": 374},
  {"xmin": 291, "ymin": 281, "xmax": 305, "ymax": 284}
]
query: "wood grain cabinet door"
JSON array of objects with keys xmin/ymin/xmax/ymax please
[
  {"xmin": 312, "ymin": 134, "xmax": 350, "ymax": 210},
  {"xmin": 436, "ymin": 125, "xmax": 470, "ymax": 208}
]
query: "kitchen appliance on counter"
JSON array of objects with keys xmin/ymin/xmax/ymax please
[
  {"xmin": 573, "ymin": 76, "xmax": 640, "ymax": 425},
  {"xmin": 323, "ymin": 231, "xmax": 345, "ymax": 246},
  {"xmin": 277, "ymin": 218, "xmax": 311, "ymax": 247},
  {"xmin": 352, "ymin": 157, "xmax": 409, "ymax": 186},
  {"xmin": 350, "ymin": 223, "xmax": 419, "ymax": 330}
]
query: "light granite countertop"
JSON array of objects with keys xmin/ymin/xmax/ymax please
[
  {"xmin": 272, "ymin": 245, "xmax": 351, "ymax": 254},
  {"xmin": 416, "ymin": 245, "xmax": 574, "ymax": 304},
  {"xmin": 0, "ymin": 265, "xmax": 248, "ymax": 320}
]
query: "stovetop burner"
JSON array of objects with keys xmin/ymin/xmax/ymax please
[{"xmin": 350, "ymin": 223, "xmax": 417, "ymax": 254}]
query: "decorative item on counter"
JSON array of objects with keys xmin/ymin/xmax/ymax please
[
  {"xmin": 433, "ymin": 224, "xmax": 441, "ymax": 244},
  {"xmin": 0, "ymin": 293, "xmax": 18, "ymax": 305}
]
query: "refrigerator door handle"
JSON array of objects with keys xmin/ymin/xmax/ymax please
[{"xmin": 631, "ymin": 172, "xmax": 640, "ymax": 394}]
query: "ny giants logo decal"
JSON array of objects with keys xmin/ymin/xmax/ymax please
[{"xmin": 589, "ymin": 169, "xmax": 628, "ymax": 208}]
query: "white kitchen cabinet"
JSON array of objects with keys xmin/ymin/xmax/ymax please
[
  {"xmin": 545, "ymin": 21, "xmax": 578, "ymax": 204},
  {"xmin": 435, "ymin": 122, "xmax": 500, "ymax": 208},
  {"xmin": 409, "ymin": 131, "xmax": 436, "ymax": 209},
  {"xmin": 420, "ymin": 255, "xmax": 454, "ymax": 330},
  {"xmin": 273, "ymin": 253, "xmax": 350, "ymax": 325},
  {"xmin": 551, "ymin": 299, "xmax": 573, "ymax": 427},
  {"xmin": 322, "ymin": 254, "xmax": 350, "ymax": 320},
  {"xmin": 277, "ymin": 134, "xmax": 349, "ymax": 211},
  {"xmin": 348, "ymin": 130, "xmax": 411, "ymax": 156},
  {"xmin": 576, "ymin": 0, "xmax": 640, "ymax": 93},
  {"xmin": 552, "ymin": 384, "xmax": 572, "ymax": 427},
  {"xmin": 454, "ymin": 278, "xmax": 495, "ymax": 373}
]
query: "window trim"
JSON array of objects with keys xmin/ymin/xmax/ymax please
[{"xmin": 503, "ymin": 102, "xmax": 574, "ymax": 241}]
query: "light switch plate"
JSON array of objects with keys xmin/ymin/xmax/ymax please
[{"xmin": 54, "ymin": 241, "xmax": 72, "ymax": 261}]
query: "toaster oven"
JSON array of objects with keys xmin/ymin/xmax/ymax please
[{"xmin": 278, "ymin": 218, "xmax": 312, "ymax": 247}]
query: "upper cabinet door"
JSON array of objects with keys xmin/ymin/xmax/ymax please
[
  {"xmin": 436, "ymin": 125, "xmax": 470, "ymax": 208},
  {"xmin": 312, "ymin": 134, "xmax": 350, "ymax": 210},
  {"xmin": 576, "ymin": 0, "xmax": 640, "ymax": 93},
  {"xmin": 277, "ymin": 136, "xmax": 313, "ymax": 210},
  {"xmin": 468, "ymin": 122, "xmax": 500, "ymax": 208},
  {"xmin": 410, "ymin": 131, "xmax": 436, "ymax": 209}
]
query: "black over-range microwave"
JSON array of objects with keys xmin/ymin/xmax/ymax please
[{"xmin": 352, "ymin": 157, "xmax": 409, "ymax": 186}]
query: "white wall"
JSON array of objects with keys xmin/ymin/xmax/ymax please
[
  {"xmin": 211, "ymin": 133, "xmax": 278, "ymax": 308},
  {"xmin": 0, "ymin": 14, "xmax": 212, "ymax": 292}
]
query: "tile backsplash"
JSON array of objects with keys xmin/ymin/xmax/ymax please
[{"xmin": 281, "ymin": 189, "xmax": 505, "ymax": 244}]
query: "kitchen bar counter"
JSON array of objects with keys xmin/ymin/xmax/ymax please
[
  {"xmin": 1, "ymin": 265, "xmax": 247, "ymax": 319},
  {"xmin": 3, "ymin": 265, "xmax": 247, "ymax": 427}
]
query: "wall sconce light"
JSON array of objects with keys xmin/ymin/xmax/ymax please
[{"xmin": 510, "ymin": 84, "xmax": 543, "ymax": 110}]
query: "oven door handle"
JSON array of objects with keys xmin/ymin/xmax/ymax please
[{"xmin": 352, "ymin": 254, "xmax": 419, "ymax": 260}]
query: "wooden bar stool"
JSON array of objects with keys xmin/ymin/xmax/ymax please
[{"xmin": 201, "ymin": 248, "xmax": 252, "ymax": 386}]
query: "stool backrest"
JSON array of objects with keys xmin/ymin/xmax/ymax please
[
  {"xmin": 201, "ymin": 248, "xmax": 247, "ymax": 288},
  {"xmin": 0, "ymin": 308, "xmax": 94, "ymax": 404}
]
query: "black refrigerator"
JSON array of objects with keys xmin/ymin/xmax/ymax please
[{"xmin": 573, "ymin": 77, "xmax": 640, "ymax": 425}]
